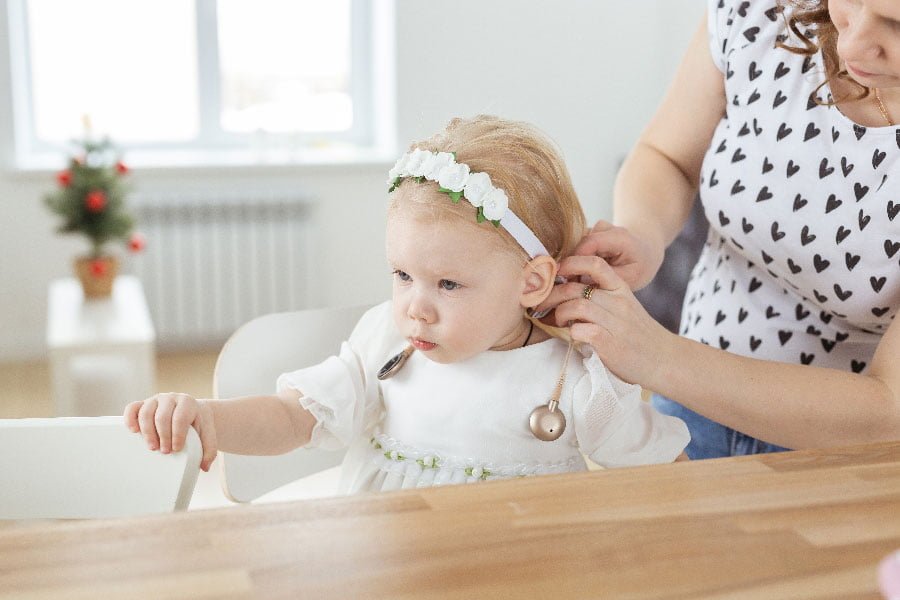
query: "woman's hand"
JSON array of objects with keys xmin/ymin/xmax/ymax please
[
  {"xmin": 574, "ymin": 220, "xmax": 665, "ymax": 291},
  {"xmin": 124, "ymin": 393, "xmax": 218, "ymax": 472},
  {"xmin": 534, "ymin": 254, "xmax": 675, "ymax": 385}
]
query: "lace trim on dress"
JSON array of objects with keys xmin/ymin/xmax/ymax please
[{"xmin": 370, "ymin": 434, "xmax": 582, "ymax": 482}]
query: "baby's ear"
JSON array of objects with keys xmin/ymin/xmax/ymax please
[{"xmin": 520, "ymin": 256, "xmax": 557, "ymax": 308}]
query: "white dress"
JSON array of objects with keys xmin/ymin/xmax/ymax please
[{"xmin": 277, "ymin": 302, "xmax": 689, "ymax": 494}]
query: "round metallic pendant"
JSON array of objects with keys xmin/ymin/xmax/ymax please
[
  {"xmin": 529, "ymin": 400, "xmax": 566, "ymax": 442},
  {"xmin": 377, "ymin": 345, "xmax": 415, "ymax": 380}
]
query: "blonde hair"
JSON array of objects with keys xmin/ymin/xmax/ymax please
[{"xmin": 388, "ymin": 115, "xmax": 586, "ymax": 263}]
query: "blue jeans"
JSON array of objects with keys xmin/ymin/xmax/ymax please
[{"xmin": 652, "ymin": 394, "xmax": 791, "ymax": 460}]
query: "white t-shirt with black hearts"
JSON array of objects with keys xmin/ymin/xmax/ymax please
[{"xmin": 680, "ymin": 0, "xmax": 899, "ymax": 373}]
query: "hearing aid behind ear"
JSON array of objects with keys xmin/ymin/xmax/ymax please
[{"xmin": 529, "ymin": 275, "xmax": 569, "ymax": 319}]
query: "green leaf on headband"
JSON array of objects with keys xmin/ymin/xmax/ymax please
[
  {"xmin": 388, "ymin": 177, "xmax": 401, "ymax": 193},
  {"xmin": 451, "ymin": 151, "xmax": 457, "ymax": 160},
  {"xmin": 491, "ymin": 219, "xmax": 501, "ymax": 228},
  {"xmin": 476, "ymin": 207, "xmax": 486, "ymax": 223},
  {"xmin": 415, "ymin": 176, "xmax": 425, "ymax": 183},
  {"xmin": 437, "ymin": 188, "xmax": 463, "ymax": 203}
]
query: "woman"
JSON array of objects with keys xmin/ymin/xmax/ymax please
[{"xmin": 536, "ymin": 0, "xmax": 900, "ymax": 458}]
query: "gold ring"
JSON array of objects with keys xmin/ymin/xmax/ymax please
[{"xmin": 582, "ymin": 285, "xmax": 596, "ymax": 301}]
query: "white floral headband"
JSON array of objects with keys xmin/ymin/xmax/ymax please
[{"xmin": 387, "ymin": 148, "xmax": 550, "ymax": 259}]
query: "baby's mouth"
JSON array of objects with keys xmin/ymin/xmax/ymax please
[{"xmin": 410, "ymin": 338, "xmax": 437, "ymax": 351}]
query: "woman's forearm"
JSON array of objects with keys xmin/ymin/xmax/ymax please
[
  {"xmin": 207, "ymin": 392, "xmax": 315, "ymax": 456},
  {"xmin": 612, "ymin": 140, "xmax": 699, "ymax": 260},
  {"xmin": 650, "ymin": 334, "xmax": 900, "ymax": 449}
]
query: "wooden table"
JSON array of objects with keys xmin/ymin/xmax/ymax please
[{"xmin": 2, "ymin": 441, "xmax": 899, "ymax": 599}]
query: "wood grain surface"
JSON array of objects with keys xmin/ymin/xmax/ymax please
[{"xmin": 2, "ymin": 441, "xmax": 899, "ymax": 599}]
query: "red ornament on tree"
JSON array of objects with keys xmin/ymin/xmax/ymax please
[
  {"xmin": 115, "ymin": 161, "xmax": 129, "ymax": 175},
  {"xmin": 56, "ymin": 170, "xmax": 72, "ymax": 187},
  {"xmin": 85, "ymin": 190, "xmax": 107, "ymax": 213},
  {"xmin": 89, "ymin": 259, "xmax": 108, "ymax": 277},
  {"xmin": 128, "ymin": 232, "xmax": 146, "ymax": 253}
]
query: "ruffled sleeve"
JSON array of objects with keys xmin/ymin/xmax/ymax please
[
  {"xmin": 572, "ymin": 350, "xmax": 689, "ymax": 468},
  {"xmin": 275, "ymin": 301, "xmax": 404, "ymax": 451}
]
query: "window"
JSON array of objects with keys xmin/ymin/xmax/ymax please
[{"xmin": 7, "ymin": 0, "xmax": 388, "ymax": 165}]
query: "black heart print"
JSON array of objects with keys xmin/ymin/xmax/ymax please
[
  {"xmin": 835, "ymin": 226, "xmax": 851, "ymax": 244},
  {"xmin": 800, "ymin": 226, "xmax": 816, "ymax": 246},
  {"xmin": 771, "ymin": 222, "xmax": 785, "ymax": 241},
  {"xmin": 692, "ymin": 0, "xmax": 897, "ymax": 380},
  {"xmin": 885, "ymin": 240, "xmax": 900, "ymax": 259}
]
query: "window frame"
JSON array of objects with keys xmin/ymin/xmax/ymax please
[{"xmin": 5, "ymin": 0, "xmax": 385, "ymax": 168}]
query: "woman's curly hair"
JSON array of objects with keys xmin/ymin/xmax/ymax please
[{"xmin": 776, "ymin": 0, "xmax": 870, "ymax": 104}]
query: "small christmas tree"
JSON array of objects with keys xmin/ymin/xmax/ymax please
[{"xmin": 44, "ymin": 136, "xmax": 144, "ymax": 259}]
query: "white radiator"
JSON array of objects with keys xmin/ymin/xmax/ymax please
[{"xmin": 131, "ymin": 191, "xmax": 313, "ymax": 349}]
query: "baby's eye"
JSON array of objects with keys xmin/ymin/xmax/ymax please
[
  {"xmin": 393, "ymin": 270, "xmax": 411, "ymax": 282},
  {"xmin": 439, "ymin": 279, "xmax": 461, "ymax": 291}
]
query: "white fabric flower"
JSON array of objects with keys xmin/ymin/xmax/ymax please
[
  {"xmin": 471, "ymin": 466, "xmax": 484, "ymax": 478},
  {"xmin": 404, "ymin": 148, "xmax": 432, "ymax": 177},
  {"xmin": 462, "ymin": 172, "xmax": 492, "ymax": 207},
  {"xmin": 436, "ymin": 162, "xmax": 471, "ymax": 192},
  {"xmin": 422, "ymin": 455, "xmax": 434, "ymax": 467},
  {"xmin": 481, "ymin": 187, "xmax": 509, "ymax": 221},
  {"xmin": 421, "ymin": 152, "xmax": 455, "ymax": 180},
  {"xmin": 387, "ymin": 153, "xmax": 409, "ymax": 185}
]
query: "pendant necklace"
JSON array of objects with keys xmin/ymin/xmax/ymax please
[
  {"xmin": 378, "ymin": 320, "xmax": 571, "ymax": 442},
  {"xmin": 528, "ymin": 340, "xmax": 574, "ymax": 442},
  {"xmin": 874, "ymin": 88, "xmax": 895, "ymax": 126}
]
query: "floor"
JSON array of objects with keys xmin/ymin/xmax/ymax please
[{"xmin": 0, "ymin": 350, "xmax": 338, "ymax": 511}]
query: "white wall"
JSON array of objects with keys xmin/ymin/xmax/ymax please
[{"xmin": 0, "ymin": 0, "xmax": 704, "ymax": 362}]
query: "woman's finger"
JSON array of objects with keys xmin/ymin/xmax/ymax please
[
  {"xmin": 573, "ymin": 226, "xmax": 629, "ymax": 260},
  {"xmin": 552, "ymin": 291, "xmax": 615, "ymax": 328},
  {"xmin": 589, "ymin": 219, "xmax": 615, "ymax": 233},
  {"xmin": 557, "ymin": 255, "xmax": 626, "ymax": 292},
  {"xmin": 532, "ymin": 256, "xmax": 624, "ymax": 317}
]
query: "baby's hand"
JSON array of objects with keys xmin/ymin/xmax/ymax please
[{"xmin": 124, "ymin": 393, "xmax": 218, "ymax": 472}]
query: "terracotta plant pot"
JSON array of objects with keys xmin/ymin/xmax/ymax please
[{"xmin": 73, "ymin": 255, "xmax": 120, "ymax": 299}]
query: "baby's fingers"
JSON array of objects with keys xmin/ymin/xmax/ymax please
[
  {"xmin": 170, "ymin": 397, "xmax": 198, "ymax": 453},
  {"xmin": 123, "ymin": 400, "xmax": 143, "ymax": 433},
  {"xmin": 137, "ymin": 396, "xmax": 160, "ymax": 451},
  {"xmin": 193, "ymin": 405, "xmax": 219, "ymax": 472},
  {"xmin": 154, "ymin": 395, "xmax": 178, "ymax": 454}
]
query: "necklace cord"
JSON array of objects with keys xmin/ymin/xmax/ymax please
[
  {"xmin": 521, "ymin": 320, "xmax": 535, "ymax": 348},
  {"xmin": 874, "ymin": 88, "xmax": 895, "ymax": 126},
  {"xmin": 549, "ymin": 341, "xmax": 576, "ymax": 406}
]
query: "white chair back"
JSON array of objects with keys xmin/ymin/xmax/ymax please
[
  {"xmin": 215, "ymin": 304, "xmax": 371, "ymax": 503},
  {"xmin": 0, "ymin": 416, "xmax": 200, "ymax": 519}
]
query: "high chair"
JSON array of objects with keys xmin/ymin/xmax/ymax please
[
  {"xmin": 214, "ymin": 304, "xmax": 372, "ymax": 503},
  {"xmin": 0, "ymin": 416, "xmax": 200, "ymax": 519}
]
